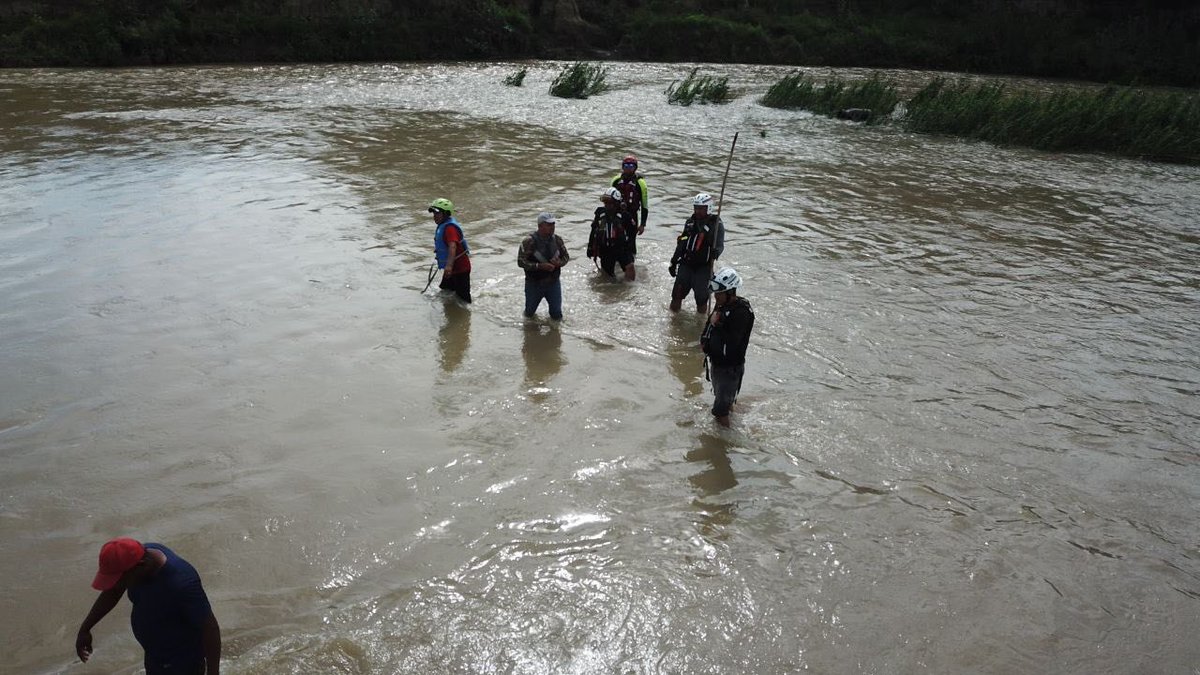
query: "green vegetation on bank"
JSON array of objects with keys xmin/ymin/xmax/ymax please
[
  {"xmin": 666, "ymin": 68, "xmax": 733, "ymax": 106},
  {"xmin": 2, "ymin": 1, "xmax": 1198, "ymax": 88},
  {"xmin": 549, "ymin": 62, "xmax": 609, "ymax": 99},
  {"xmin": 759, "ymin": 71, "xmax": 1199, "ymax": 164},
  {"xmin": 760, "ymin": 73, "xmax": 899, "ymax": 123},
  {"xmin": 903, "ymin": 78, "xmax": 1200, "ymax": 164},
  {"xmin": 1, "ymin": 2, "xmax": 1195, "ymax": 164}
]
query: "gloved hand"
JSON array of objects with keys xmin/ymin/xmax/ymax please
[{"xmin": 668, "ymin": 263, "xmax": 677, "ymax": 278}]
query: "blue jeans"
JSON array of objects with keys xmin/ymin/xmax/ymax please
[{"xmin": 524, "ymin": 278, "xmax": 563, "ymax": 320}]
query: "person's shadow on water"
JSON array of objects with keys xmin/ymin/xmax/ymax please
[
  {"xmin": 438, "ymin": 300, "xmax": 471, "ymax": 374},
  {"xmin": 522, "ymin": 321, "xmax": 563, "ymax": 394}
]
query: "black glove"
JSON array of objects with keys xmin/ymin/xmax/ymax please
[{"xmin": 668, "ymin": 263, "xmax": 677, "ymax": 278}]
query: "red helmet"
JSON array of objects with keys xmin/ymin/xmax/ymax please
[{"xmin": 622, "ymin": 155, "xmax": 638, "ymax": 169}]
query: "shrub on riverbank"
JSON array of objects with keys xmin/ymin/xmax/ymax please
[
  {"xmin": 666, "ymin": 68, "xmax": 732, "ymax": 106},
  {"xmin": 549, "ymin": 62, "xmax": 609, "ymax": 99},
  {"xmin": 755, "ymin": 70, "xmax": 1199, "ymax": 164},
  {"xmin": 903, "ymin": 79, "xmax": 1200, "ymax": 164},
  {"xmin": 760, "ymin": 73, "xmax": 900, "ymax": 124}
]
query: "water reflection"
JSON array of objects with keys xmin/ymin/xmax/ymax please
[
  {"xmin": 687, "ymin": 433, "xmax": 738, "ymax": 497},
  {"xmin": 522, "ymin": 322, "xmax": 563, "ymax": 390},
  {"xmin": 667, "ymin": 313, "xmax": 706, "ymax": 398},
  {"xmin": 585, "ymin": 263, "xmax": 634, "ymax": 303},
  {"xmin": 438, "ymin": 300, "xmax": 471, "ymax": 373},
  {"xmin": 687, "ymin": 433, "xmax": 738, "ymax": 537}
]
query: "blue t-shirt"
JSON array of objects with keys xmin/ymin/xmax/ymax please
[{"xmin": 126, "ymin": 543, "xmax": 213, "ymax": 669}]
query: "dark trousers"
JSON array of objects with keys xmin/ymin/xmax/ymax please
[
  {"xmin": 673, "ymin": 262, "xmax": 712, "ymax": 307},
  {"xmin": 599, "ymin": 247, "xmax": 634, "ymax": 276},
  {"xmin": 145, "ymin": 658, "xmax": 206, "ymax": 675},
  {"xmin": 710, "ymin": 363, "xmax": 744, "ymax": 418},
  {"xmin": 440, "ymin": 271, "xmax": 471, "ymax": 303}
]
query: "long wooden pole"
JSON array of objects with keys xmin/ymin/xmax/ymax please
[{"xmin": 716, "ymin": 131, "xmax": 739, "ymax": 216}]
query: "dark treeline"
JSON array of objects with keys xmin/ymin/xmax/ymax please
[
  {"xmin": 1, "ymin": 0, "xmax": 1198, "ymax": 87},
  {"xmin": 617, "ymin": 0, "xmax": 1200, "ymax": 87},
  {"xmin": 0, "ymin": 0, "xmax": 533, "ymax": 66}
]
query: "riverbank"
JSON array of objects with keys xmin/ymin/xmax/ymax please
[
  {"xmin": 2, "ymin": 1, "xmax": 1198, "ymax": 88},
  {"xmin": 756, "ymin": 72, "xmax": 1200, "ymax": 165}
]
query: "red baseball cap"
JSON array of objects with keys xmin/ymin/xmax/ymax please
[{"xmin": 91, "ymin": 538, "xmax": 145, "ymax": 590}]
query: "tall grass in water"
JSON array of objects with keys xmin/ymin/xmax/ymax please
[
  {"xmin": 549, "ymin": 62, "xmax": 609, "ymax": 99},
  {"xmin": 760, "ymin": 72, "xmax": 900, "ymax": 123},
  {"xmin": 503, "ymin": 67, "xmax": 527, "ymax": 87},
  {"xmin": 904, "ymin": 78, "xmax": 1200, "ymax": 163},
  {"xmin": 666, "ymin": 68, "xmax": 733, "ymax": 105}
]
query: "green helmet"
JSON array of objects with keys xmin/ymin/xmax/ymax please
[{"xmin": 428, "ymin": 198, "xmax": 454, "ymax": 214}]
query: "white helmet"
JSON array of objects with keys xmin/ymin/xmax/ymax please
[
  {"xmin": 709, "ymin": 267, "xmax": 742, "ymax": 293},
  {"xmin": 602, "ymin": 187, "xmax": 622, "ymax": 202},
  {"xmin": 693, "ymin": 192, "xmax": 714, "ymax": 208}
]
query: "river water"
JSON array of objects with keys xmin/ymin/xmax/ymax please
[{"xmin": 1, "ymin": 61, "xmax": 1198, "ymax": 674}]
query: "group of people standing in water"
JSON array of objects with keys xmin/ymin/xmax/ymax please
[
  {"xmin": 428, "ymin": 154, "xmax": 754, "ymax": 428},
  {"xmin": 68, "ymin": 156, "xmax": 755, "ymax": 675}
]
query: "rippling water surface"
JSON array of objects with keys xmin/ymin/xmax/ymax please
[{"xmin": 2, "ymin": 62, "xmax": 1198, "ymax": 674}]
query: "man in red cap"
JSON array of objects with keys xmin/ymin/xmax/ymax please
[{"xmin": 76, "ymin": 537, "xmax": 221, "ymax": 674}]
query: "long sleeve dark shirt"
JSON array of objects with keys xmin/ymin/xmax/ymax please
[{"xmin": 702, "ymin": 296, "xmax": 754, "ymax": 367}]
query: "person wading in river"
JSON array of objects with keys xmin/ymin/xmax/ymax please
[
  {"xmin": 669, "ymin": 192, "xmax": 725, "ymax": 313},
  {"xmin": 588, "ymin": 187, "xmax": 637, "ymax": 281},
  {"xmin": 430, "ymin": 197, "xmax": 472, "ymax": 303},
  {"xmin": 611, "ymin": 155, "xmax": 648, "ymax": 254},
  {"xmin": 518, "ymin": 211, "xmax": 570, "ymax": 320},
  {"xmin": 700, "ymin": 267, "xmax": 754, "ymax": 428},
  {"xmin": 76, "ymin": 538, "xmax": 221, "ymax": 675}
]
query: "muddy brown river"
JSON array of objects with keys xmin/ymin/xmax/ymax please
[{"xmin": 1, "ymin": 61, "xmax": 1198, "ymax": 673}]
